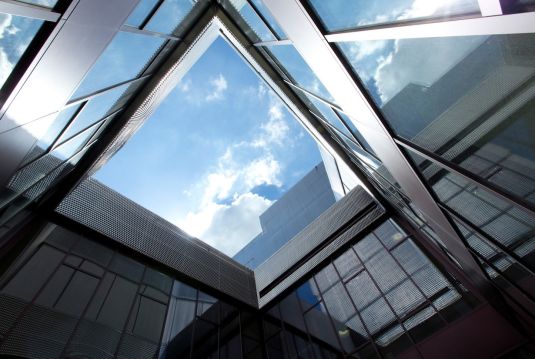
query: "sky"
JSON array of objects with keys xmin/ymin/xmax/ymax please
[
  {"xmin": 0, "ymin": 13, "xmax": 43, "ymax": 88},
  {"xmin": 94, "ymin": 37, "xmax": 322, "ymax": 256}
]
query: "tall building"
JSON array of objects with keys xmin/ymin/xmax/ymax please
[
  {"xmin": 234, "ymin": 162, "xmax": 336, "ymax": 269},
  {"xmin": 0, "ymin": 1, "xmax": 535, "ymax": 359}
]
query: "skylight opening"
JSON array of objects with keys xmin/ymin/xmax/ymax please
[{"xmin": 93, "ymin": 31, "xmax": 350, "ymax": 267}]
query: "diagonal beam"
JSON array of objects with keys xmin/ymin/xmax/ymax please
[
  {"xmin": 261, "ymin": 0, "xmax": 490, "ymax": 289},
  {"xmin": 326, "ymin": 11, "xmax": 535, "ymax": 42}
]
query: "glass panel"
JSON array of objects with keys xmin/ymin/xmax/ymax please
[
  {"xmin": 296, "ymin": 280, "xmax": 321, "ymax": 311},
  {"xmin": 406, "ymin": 149, "xmax": 535, "ymax": 268},
  {"xmin": 144, "ymin": 0, "xmax": 195, "ymax": 35},
  {"xmin": 265, "ymin": 45, "xmax": 334, "ymax": 102},
  {"xmin": 18, "ymin": 0, "xmax": 58, "ymax": 7},
  {"xmin": 126, "ymin": 0, "xmax": 159, "ymax": 27},
  {"xmin": 307, "ymin": 0, "xmax": 480, "ymax": 32},
  {"xmin": 0, "ymin": 124, "xmax": 96, "ymax": 208},
  {"xmin": 229, "ymin": 0, "xmax": 277, "ymax": 42},
  {"xmin": 94, "ymin": 38, "xmax": 329, "ymax": 259},
  {"xmin": 300, "ymin": 92, "xmax": 353, "ymax": 138},
  {"xmin": 336, "ymin": 110, "xmax": 377, "ymax": 157},
  {"xmin": 334, "ymin": 248, "xmax": 362, "ymax": 281},
  {"xmin": 340, "ymin": 34, "xmax": 535, "ymax": 208},
  {"xmin": 0, "ymin": 13, "xmax": 43, "ymax": 89},
  {"xmin": 72, "ymin": 31, "xmax": 164, "ymax": 98},
  {"xmin": 315, "ymin": 264, "xmax": 340, "ymax": 293},
  {"xmin": 59, "ymin": 83, "xmax": 132, "ymax": 143},
  {"xmin": 454, "ymin": 218, "xmax": 535, "ymax": 296},
  {"xmin": 374, "ymin": 220, "xmax": 406, "ymax": 249},
  {"xmin": 250, "ymin": 0, "xmax": 286, "ymax": 38}
]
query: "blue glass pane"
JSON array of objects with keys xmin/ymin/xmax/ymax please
[
  {"xmin": 19, "ymin": 0, "xmax": 58, "ymax": 7},
  {"xmin": 230, "ymin": 0, "xmax": 276, "ymax": 42},
  {"xmin": 336, "ymin": 111, "xmax": 376, "ymax": 157},
  {"xmin": 52, "ymin": 124, "xmax": 98, "ymax": 161},
  {"xmin": 59, "ymin": 83, "xmax": 130, "ymax": 143},
  {"xmin": 72, "ymin": 31, "xmax": 164, "ymax": 98},
  {"xmin": 145, "ymin": 0, "xmax": 195, "ymax": 35},
  {"xmin": 305, "ymin": 93, "xmax": 352, "ymax": 139},
  {"xmin": 307, "ymin": 0, "xmax": 480, "ymax": 32},
  {"xmin": 266, "ymin": 45, "xmax": 334, "ymax": 102},
  {"xmin": 0, "ymin": 14, "xmax": 43, "ymax": 89},
  {"xmin": 126, "ymin": 0, "xmax": 159, "ymax": 27},
  {"xmin": 20, "ymin": 105, "xmax": 82, "ymax": 167},
  {"xmin": 250, "ymin": 0, "xmax": 286, "ymax": 39},
  {"xmin": 341, "ymin": 34, "xmax": 535, "ymax": 208}
]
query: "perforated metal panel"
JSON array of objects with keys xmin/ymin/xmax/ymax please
[
  {"xmin": 56, "ymin": 178, "xmax": 258, "ymax": 307},
  {"xmin": 255, "ymin": 187, "xmax": 385, "ymax": 307}
]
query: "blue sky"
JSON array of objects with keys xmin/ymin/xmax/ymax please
[
  {"xmin": 94, "ymin": 37, "xmax": 322, "ymax": 255},
  {"xmin": 0, "ymin": 13, "xmax": 42, "ymax": 88}
]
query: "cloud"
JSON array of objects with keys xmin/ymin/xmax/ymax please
[
  {"xmin": 181, "ymin": 192, "xmax": 272, "ymax": 256},
  {"xmin": 206, "ymin": 73, "xmax": 228, "ymax": 101},
  {"xmin": 178, "ymin": 78, "xmax": 191, "ymax": 93},
  {"xmin": 0, "ymin": 47, "xmax": 13, "ymax": 86},
  {"xmin": 251, "ymin": 101, "xmax": 289, "ymax": 148},
  {"xmin": 0, "ymin": 14, "xmax": 15, "ymax": 86},
  {"xmin": 172, "ymin": 85, "xmax": 297, "ymax": 255},
  {"xmin": 374, "ymin": 36, "xmax": 486, "ymax": 103}
]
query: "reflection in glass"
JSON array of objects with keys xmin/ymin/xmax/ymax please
[
  {"xmin": 406, "ymin": 149, "xmax": 535, "ymax": 271},
  {"xmin": 340, "ymin": 34, "xmax": 535, "ymax": 208},
  {"xmin": 0, "ymin": 14, "xmax": 43, "ymax": 89},
  {"xmin": 265, "ymin": 45, "xmax": 334, "ymax": 102},
  {"xmin": 145, "ymin": 0, "xmax": 195, "ymax": 35},
  {"xmin": 19, "ymin": 0, "xmax": 58, "ymax": 7},
  {"xmin": 307, "ymin": 0, "xmax": 480, "ymax": 32},
  {"xmin": 72, "ymin": 32, "xmax": 164, "ymax": 98},
  {"xmin": 59, "ymin": 83, "xmax": 131, "ymax": 143},
  {"xmin": 229, "ymin": 0, "xmax": 277, "ymax": 42},
  {"xmin": 126, "ymin": 0, "xmax": 159, "ymax": 27},
  {"xmin": 250, "ymin": 0, "xmax": 286, "ymax": 39}
]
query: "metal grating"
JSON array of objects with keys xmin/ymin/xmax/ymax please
[
  {"xmin": 56, "ymin": 178, "xmax": 257, "ymax": 307},
  {"xmin": 255, "ymin": 187, "xmax": 384, "ymax": 307}
]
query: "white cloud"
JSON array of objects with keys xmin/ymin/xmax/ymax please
[
  {"xmin": 243, "ymin": 154, "xmax": 282, "ymax": 189},
  {"xmin": 178, "ymin": 78, "xmax": 191, "ymax": 92},
  {"xmin": 0, "ymin": 47, "xmax": 14, "ymax": 87},
  {"xmin": 374, "ymin": 36, "xmax": 486, "ymax": 103},
  {"xmin": 171, "ymin": 80, "xmax": 300, "ymax": 256},
  {"xmin": 251, "ymin": 102, "xmax": 289, "ymax": 148},
  {"xmin": 181, "ymin": 192, "xmax": 272, "ymax": 256},
  {"xmin": 0, "ymin": 14, "xmax": 15, "ymax": 87},
  {"xmin": 0, "ymin": 14, "xmax": 13, "ymax": 38},
  {"xmin": 206, "ymin": 73, "xmax": 228, "ymax": 101}
]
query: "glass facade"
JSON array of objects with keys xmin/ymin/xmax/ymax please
[{"xmin": 0, "ymin": 0, "xmax": 534, "ymax": 358}]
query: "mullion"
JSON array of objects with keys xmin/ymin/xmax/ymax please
[
  {"xmin": 66, "ymin": 73, "xmax": 152, "ymax": 108},
  {"xmin": 139, "ymin": 0, "xmax": 165, "ymax": 30},
  {"xmin": 373, "ymin": 232, "xmax": 448, "ymax": 325},
  {"xmin": 330, "ymin": 255, "xmax": 381, "ymax": 358},
  {"xmin": 444, "ymin": 206, "xmax": 535, "ymax": 276},
  {"xmin": 395, "ymin": 137, "xmax": 535, "ymax": 219},
  {"xmin": 0, "ymin": 138, "xmax": 96, "ymax": 214},
  {"xmin": 349, "ymin": 240, "xmax": 420, "ymax": 349},
  {"xmin": 246, "ymin": 0, "xmax": 281, "ymax": 41}
]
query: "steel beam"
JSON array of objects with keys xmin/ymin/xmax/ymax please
[
  {"xmin": 0, "ymin": 0, "xmax": 140, "ymax": 188},
  {"xmin": 325, "ymin": 12, "xmax": 535, "ymax": 42},
  {"xmin": 261, "ymin": 0, "xmax": 490, "ymax": 289},
  {"xmin": 0, "ymin": 0, "xmax": 60, "ymax": 21}
]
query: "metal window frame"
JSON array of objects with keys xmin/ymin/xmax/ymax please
[
  {"xmin": 2, "ymin": 0, "xmax": 534, "ymax": 313},
  {"xmin": 261, "ymin": 0, "xmax": 491, "ymax": 290}
]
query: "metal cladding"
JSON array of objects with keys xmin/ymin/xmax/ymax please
[{"xmin": 56, "ymin": 178, "xmax": 258, "ymax": 307}]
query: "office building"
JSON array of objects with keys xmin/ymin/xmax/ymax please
[
  {"xmin": 234, "ymin": 162, "xmax": 336, "ymax": 269},
  {"xmin": 0, "ymin": 0, "xmax": 534, "ymax": 358}
]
